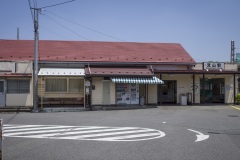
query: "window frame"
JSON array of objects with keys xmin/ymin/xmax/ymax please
[
  {"xmin": 7, "ymin": 79, "xmax": 30, "ymax": 94},
  {"xmin": 45, "ymin": 77, "xmax": 84, "ymax": 93}
]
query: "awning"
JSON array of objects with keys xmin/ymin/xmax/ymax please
[
  {"xmin": 38, "ymin": 68, "xmax": 85, "ymax": 76},
  {"xmin": 111, "ymin": 76, "xmax": 164, "ymax": 84},
  {"xmin": 85, "ymin": 67, "xmax": 153, "ymax": 77}
]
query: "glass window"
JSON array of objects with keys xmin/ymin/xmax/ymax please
[
  {"xmin": 7, "ymin": 79, "xmax": 30, "ymax": 93},
  {"xmin": 69, "ymin": 79, "xmax": 84, "ymax": 93},
  {"xmin": 46, "ymin": 79, "xmax": 67, "ymax": 92},
  {"xmin": 0, "ymin": 81, "xmax": 4, "ymax": 93}
]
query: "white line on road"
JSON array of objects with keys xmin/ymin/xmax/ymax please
[
  {"xmin": 3, "ymin": 124, "xmax": 166, "ymax": 142},
  {"xmin": 188, "ymin": 129, "xmax": 209, "ymax": 142}
]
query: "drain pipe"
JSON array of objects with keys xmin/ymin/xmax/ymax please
[{"xmin": 88, "ymin": 64, "xmax": 91, "ymax": 75}]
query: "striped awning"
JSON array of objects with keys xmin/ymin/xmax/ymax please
[{"xmin": 111, "ymin": 76, "xmax": 164, "ymax": 84}]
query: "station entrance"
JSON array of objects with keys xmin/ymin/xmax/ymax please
[
  {"xmin": 158, "ymin": 80, "xmax": 177, "ymax": 104},
  {"xmin": 200, "ymin": 78, "xmax": 225, "ymax": 103}
]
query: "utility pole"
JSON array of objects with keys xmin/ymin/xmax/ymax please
[
  {"xmin": 29, "ymin": 0, "xmax": 75, "ymax": 112},
  {"xmin": 32, "ymin": 7, "xmax": 40, "ymax": 112}
]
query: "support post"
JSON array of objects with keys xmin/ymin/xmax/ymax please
[
  {"xmin": 203, "ymin": 74, "xmax": 205, "ymax": 104},
  {"xmin": 33, "ymin": 8, "xmax": 39, "ymax": 112},
  {"xmin": 193, "ymin": 74, "xmax": 195, "ymax": 104},
  {"xmin": 159, "ymin": 74, "xmax": 162, "ymax": 105}
]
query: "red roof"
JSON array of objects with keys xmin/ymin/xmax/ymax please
[
  {"xmin": 0, "ymin": 39, "xmax": 195, "ymax": 64},
  {"xmin": 85, "ymin": 67, "xmax": 153, "ymax": 77}
]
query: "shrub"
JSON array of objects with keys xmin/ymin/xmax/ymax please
[{"xmin": 236, "ymin": 93, "xmax": 240, "ymax": 104}]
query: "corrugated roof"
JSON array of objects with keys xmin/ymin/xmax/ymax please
[
  {"xmin": 38, "ymin": 68, "xmax": 85, "ymax": 76},
  {"xmin": 0, "ymin": 39, "xmax": 195, "ymax": 64}
]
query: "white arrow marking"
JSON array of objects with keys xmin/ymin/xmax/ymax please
[{"xmin": 188, "ymin": 129, "xmax": 209, "ymax": 142}]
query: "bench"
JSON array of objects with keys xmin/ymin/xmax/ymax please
[{"xmin": 38, "ymin": 97, "xmax": 84, "ymax": 105}]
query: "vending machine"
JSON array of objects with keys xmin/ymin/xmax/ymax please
[{"xmin": 116, "ymin": 83, "xmax": 139, "ymax": 105}]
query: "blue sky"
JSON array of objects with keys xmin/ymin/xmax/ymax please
[{"xmin": 1, "ymin": 0, "xmax": 240, "ymax": 62}]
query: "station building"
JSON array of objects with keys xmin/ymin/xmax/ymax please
[{"xmin": 0, "ymin": 39, "xmax": 238, "ymax": 110}]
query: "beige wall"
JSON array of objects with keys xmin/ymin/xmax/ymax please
[
  {"xmin": 91, "ymin": 77, "xmax": 116, "ymax": 105},
  {"xmin": 6, "ymin": 94, "xmax": 32, "ymax": 106},
  {"xmin": 147, "ymin": 84, "xmax": 157, "ymax": 104},
  {"xmin": 152, "ymin": 65, "xmax": 188, "ymax": 70},
  {"xmin": 193, "ymin": 63, "xmax": 238, "ymax": 71},
  {"xmin": 110, "ymin": 82, "xmax": 116, "ymax": 104},
  {"xmin": 0, "ymin": 61, "xmax": 32, "ymax": 73},
  {"xmin": 92, "ymin": 77, "xmax": 103, "ymax": 105}
]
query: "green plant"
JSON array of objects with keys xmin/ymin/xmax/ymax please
[{"xmin": 236, "ymin": 93, "xmax": 240, "ymax": 104}]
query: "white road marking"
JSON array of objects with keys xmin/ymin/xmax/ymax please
[
  {"xmin": 3, "ymin": 124, "xmax": 166, "ymax": 142},
  {"xmin": 4, "ymin": 126, "xmax": 114, "ymax": 136},
  {"xmin": 188, "ymin": 129, "xmax": 209, "ymax": 142},
  {"xmin": 93, "ymin": 132, "xmax": 166, "ymax": 142}
]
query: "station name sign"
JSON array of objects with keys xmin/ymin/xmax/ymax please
[{"xmin": 203, "ymin": 62, "xmax": 225, "ymax": 70}]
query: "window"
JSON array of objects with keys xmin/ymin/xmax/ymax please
[
  {"xmin": 7, "ymin": 79, "xmax": 30, "ymax": 93},
  {"xmin": 0, "ymin": 81, "xmax": 4, "ymax": 92},
  {"xmin": 69, "ymin": 79, "xmax": 84, "ymax": 93},
  {"xmin": 46, "ymin": 79, "xmax": 67, "ymax": 92},
  {"xmin": 45, "ymin": 78, "xmax": 84, "ymax": 93}
]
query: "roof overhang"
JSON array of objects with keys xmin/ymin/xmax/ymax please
[
  {"xmin": 154, "ymin": 70, "xmax": 239, "ymax": 74},
  {"xmin": 0, "ymin": 73, "xmax": 32, "ymax": 77},
  {"xmin": 85, "ymin": 67, "xmax": 154, "ymax": 77},
  {"xmin": 38, "ymin": 68, "xmax": 85, "ymax": 76}
]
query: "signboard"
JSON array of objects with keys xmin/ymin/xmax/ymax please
[
  {"xmin": 85, "ymin": 81, "xmax": 90, "ymax": 87},
  {"xmin": 203, "ymin": 62, "xmax": 225, "ymax": 70},
  {"xmin": 236, "ymin": 53, "xmax": 240, "ymax": 63}
]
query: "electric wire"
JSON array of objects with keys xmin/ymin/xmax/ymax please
[
  {"xmin": 41, "ymin": 0, "xmax": 75, "ymax": 9},
  {"xmin": 28, "ymin": 0, "xmax": 34, "ymax": 23},
  {"xmin": 42, "ymin": 14, "xmax": 90, "ymax": 41},
  {"xmin": 39, "ymin": 25, "xmax": 70, "ymax": 40},
  {"xmin": 45, "ymin": 10, "xmax": 126, "ymax": 42}
]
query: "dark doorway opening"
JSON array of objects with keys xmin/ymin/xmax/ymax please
[
  {"xmin": 200, "ymin": 78, "xmax": 225, "ymax": 103},
  {"xmin": 158, "ymin": 80, "xmax": 177, "ymax": 104}
]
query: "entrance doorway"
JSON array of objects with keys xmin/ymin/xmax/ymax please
[
  {"xmin": 102, "ymin": 81, "xmax": 110, "ymax": 105},
  {"xmin": 0, "ymin": 80, "xmax": 6, "ymax": 107},
  {"xmin": 158, "ymin": 80, "xmax": 177, "ymax": 104},
  {"xmin": 200, "ymin": 78, "xmax": 225, "ymax": 103}
]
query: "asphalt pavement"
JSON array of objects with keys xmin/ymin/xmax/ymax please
[{"xmin": 0, "ymin": 105, "xmax": 240, "ymax": 160}]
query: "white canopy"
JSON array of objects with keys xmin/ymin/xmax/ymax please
[{"xmin": 38, "ymin": 68, "xmax": 85, "ymax": 76}]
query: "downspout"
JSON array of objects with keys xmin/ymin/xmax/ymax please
[
  {"xmin": 150, "ymin": 65, "xmax": 154, "ymax": 74},
  {"xmin": 88, "ymin": 64, "xmax": 91, "ymax": 75}
]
